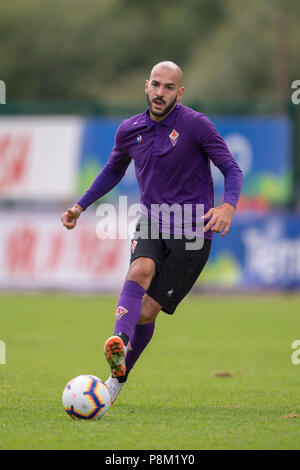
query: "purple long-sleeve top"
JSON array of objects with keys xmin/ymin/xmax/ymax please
[{"xmin": 77, "ymin": 104, "xmax": 243, "ymax": 239}]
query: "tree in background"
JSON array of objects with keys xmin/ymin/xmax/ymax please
[{"xmin": 0, "ymin": 0, "xmax": 299, "ymax": 108}]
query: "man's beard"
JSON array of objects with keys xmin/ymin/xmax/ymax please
[{"xmin": 146, "ymin": 92, "xmax": 178, "ymax": 117}]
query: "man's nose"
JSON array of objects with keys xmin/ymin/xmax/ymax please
[{"xmin": 157, "ymin": 86, "xmax": 165, "ymax": 97}]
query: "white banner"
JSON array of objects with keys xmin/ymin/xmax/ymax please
[
  {"xmin": 0, "ymin": 116, "xmax": 82, "ymax": 200},
  {"xmin": 0, "ymin": 212, "xmax": 130, "ymax": 291}
]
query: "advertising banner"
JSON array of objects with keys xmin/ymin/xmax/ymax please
[
  {"xmin": 77, "ymin": 117, "xmax": 137, "ymax": 203},
  {"xmin": 212, "ymin": 115, "xmax": 292, "ymax": 209},
  {"xmin": 196, "ymin": 213, "xmax": 300, "ymax": 290},
  {"xmin": 0, "ymin": 116, "xmax": 82, "ymax": 200},
  {"xmin": 0, "ymin": 114, "xmax": 292, "ymax": 208},
  {"xmin": 0, "ymin": 212, "xmax": 130, "ymax": 291},
  {"xmin": 78, "ymin": 115, "xmax": 292, "ymax": 209},
  {"xmin": 1, "ymin": 210, "xmax": 300, "ymax": 292}
]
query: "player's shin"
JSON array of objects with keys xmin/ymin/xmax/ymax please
[
  {"xmin": 104, "ymin": 280, "xmax": 146, "ymax": 380},
  {"xmin": 114, "ymin": 280, "xmax": 146, "ymax": 340},
  {"xmin": 121, "ymin": 321, "xmax": 155, "ymax": 382}
]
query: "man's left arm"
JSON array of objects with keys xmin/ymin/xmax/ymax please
[
  {"xmin": 203, "ymin": 201, "xmax": 235, "ymax": 238},
  {"xmin": 197, "ymin": 115, "xmax": 243, "ymax": 237}
]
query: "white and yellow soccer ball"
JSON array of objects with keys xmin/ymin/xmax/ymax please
[{"xmin": 62, "ymin": 375, "xmax": 111, "ymax": 420}]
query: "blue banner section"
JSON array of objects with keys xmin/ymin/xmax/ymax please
[
  {"xmin": 212, "ymin": 115, "xmax": 292, "ymax": 207},
  {"xmin": 77, "ymin": 114, "xmax": 292, "ymax": 207},
  {"xmin": 78, "ymin": 117, "xmax": 139, "ymax": 202},
  {"xmin": 197, "ymin": 213, "xmax": 300, "ymax": 289}
]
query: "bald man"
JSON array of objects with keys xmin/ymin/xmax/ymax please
[{"xmin": 61, "ymin": 61, "xmax": 243, "ymax": 404}]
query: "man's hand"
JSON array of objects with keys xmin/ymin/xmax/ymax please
[
  {"xmin": 202, "ymin": 203, "xmax": 235, "ymax": 237},
  {"xmin": 61, "ymin": 204, "xmax": 83, "ymax": 230}
]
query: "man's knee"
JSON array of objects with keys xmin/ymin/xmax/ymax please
[{"xmin": 126, "ymin": 257, "xmax": 155, "ymax": 289}]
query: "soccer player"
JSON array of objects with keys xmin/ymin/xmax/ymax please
[{"xmin": 61, "ymin": 61, "xmax": 243, "ymax": 404}]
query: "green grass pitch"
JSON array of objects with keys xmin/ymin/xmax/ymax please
[{"xmin": 0, "ymin": 293, "xmax": 300, "ymax": 450}]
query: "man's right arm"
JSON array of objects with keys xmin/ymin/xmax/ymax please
[
  {"xmin": 60, "ymin": 203, "xmax": 83, "ymax": 230},
  {"xmin": 61, "ymin": 122, "xmax": 132, "ymax": 230},
  {"xmin": 75, "ymin": 162, "xmax": 129, "ymax": 211}
]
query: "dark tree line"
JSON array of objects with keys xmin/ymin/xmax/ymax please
[{"xmin": 0, "ymin": 0, "xmax": 299, "ymax": 108}]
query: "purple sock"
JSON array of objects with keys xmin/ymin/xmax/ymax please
[
  {"xmin": 114, "ymin": 280, "xmax": 145, "ymax": 340},
  {"xmin": 125, "ymin": 322, "xmax": 155, "ymax": 374}
]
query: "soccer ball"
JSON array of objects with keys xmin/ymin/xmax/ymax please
[{"xmin": 62, "ymin": 375, "xmax": 111, "ymax": 420}]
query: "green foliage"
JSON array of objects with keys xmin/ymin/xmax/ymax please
[{"xmin": 0, "ymin": 0, "xmax": 299, "ymax": 107}]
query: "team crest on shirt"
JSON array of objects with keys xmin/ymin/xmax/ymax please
[
  {"xmin": 169, "ymin": 129, "xmax": 179, "ymax": 147},
  {"xmin": 115, "ymin": 306, "xmax": 128, "ymax": 320}
]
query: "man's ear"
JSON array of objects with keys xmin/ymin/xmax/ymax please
[
  {"xmin": 145, "ymin": 79, "xmax": 149, "ymax": 94},
  {"xmin": 177, "ymin": 86, "xmax": 185, "ymax": 102}
]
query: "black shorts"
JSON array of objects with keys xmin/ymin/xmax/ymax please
[{"xmin": 130, "ymin": 218, "xmax": 212, "ymax": 314}]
